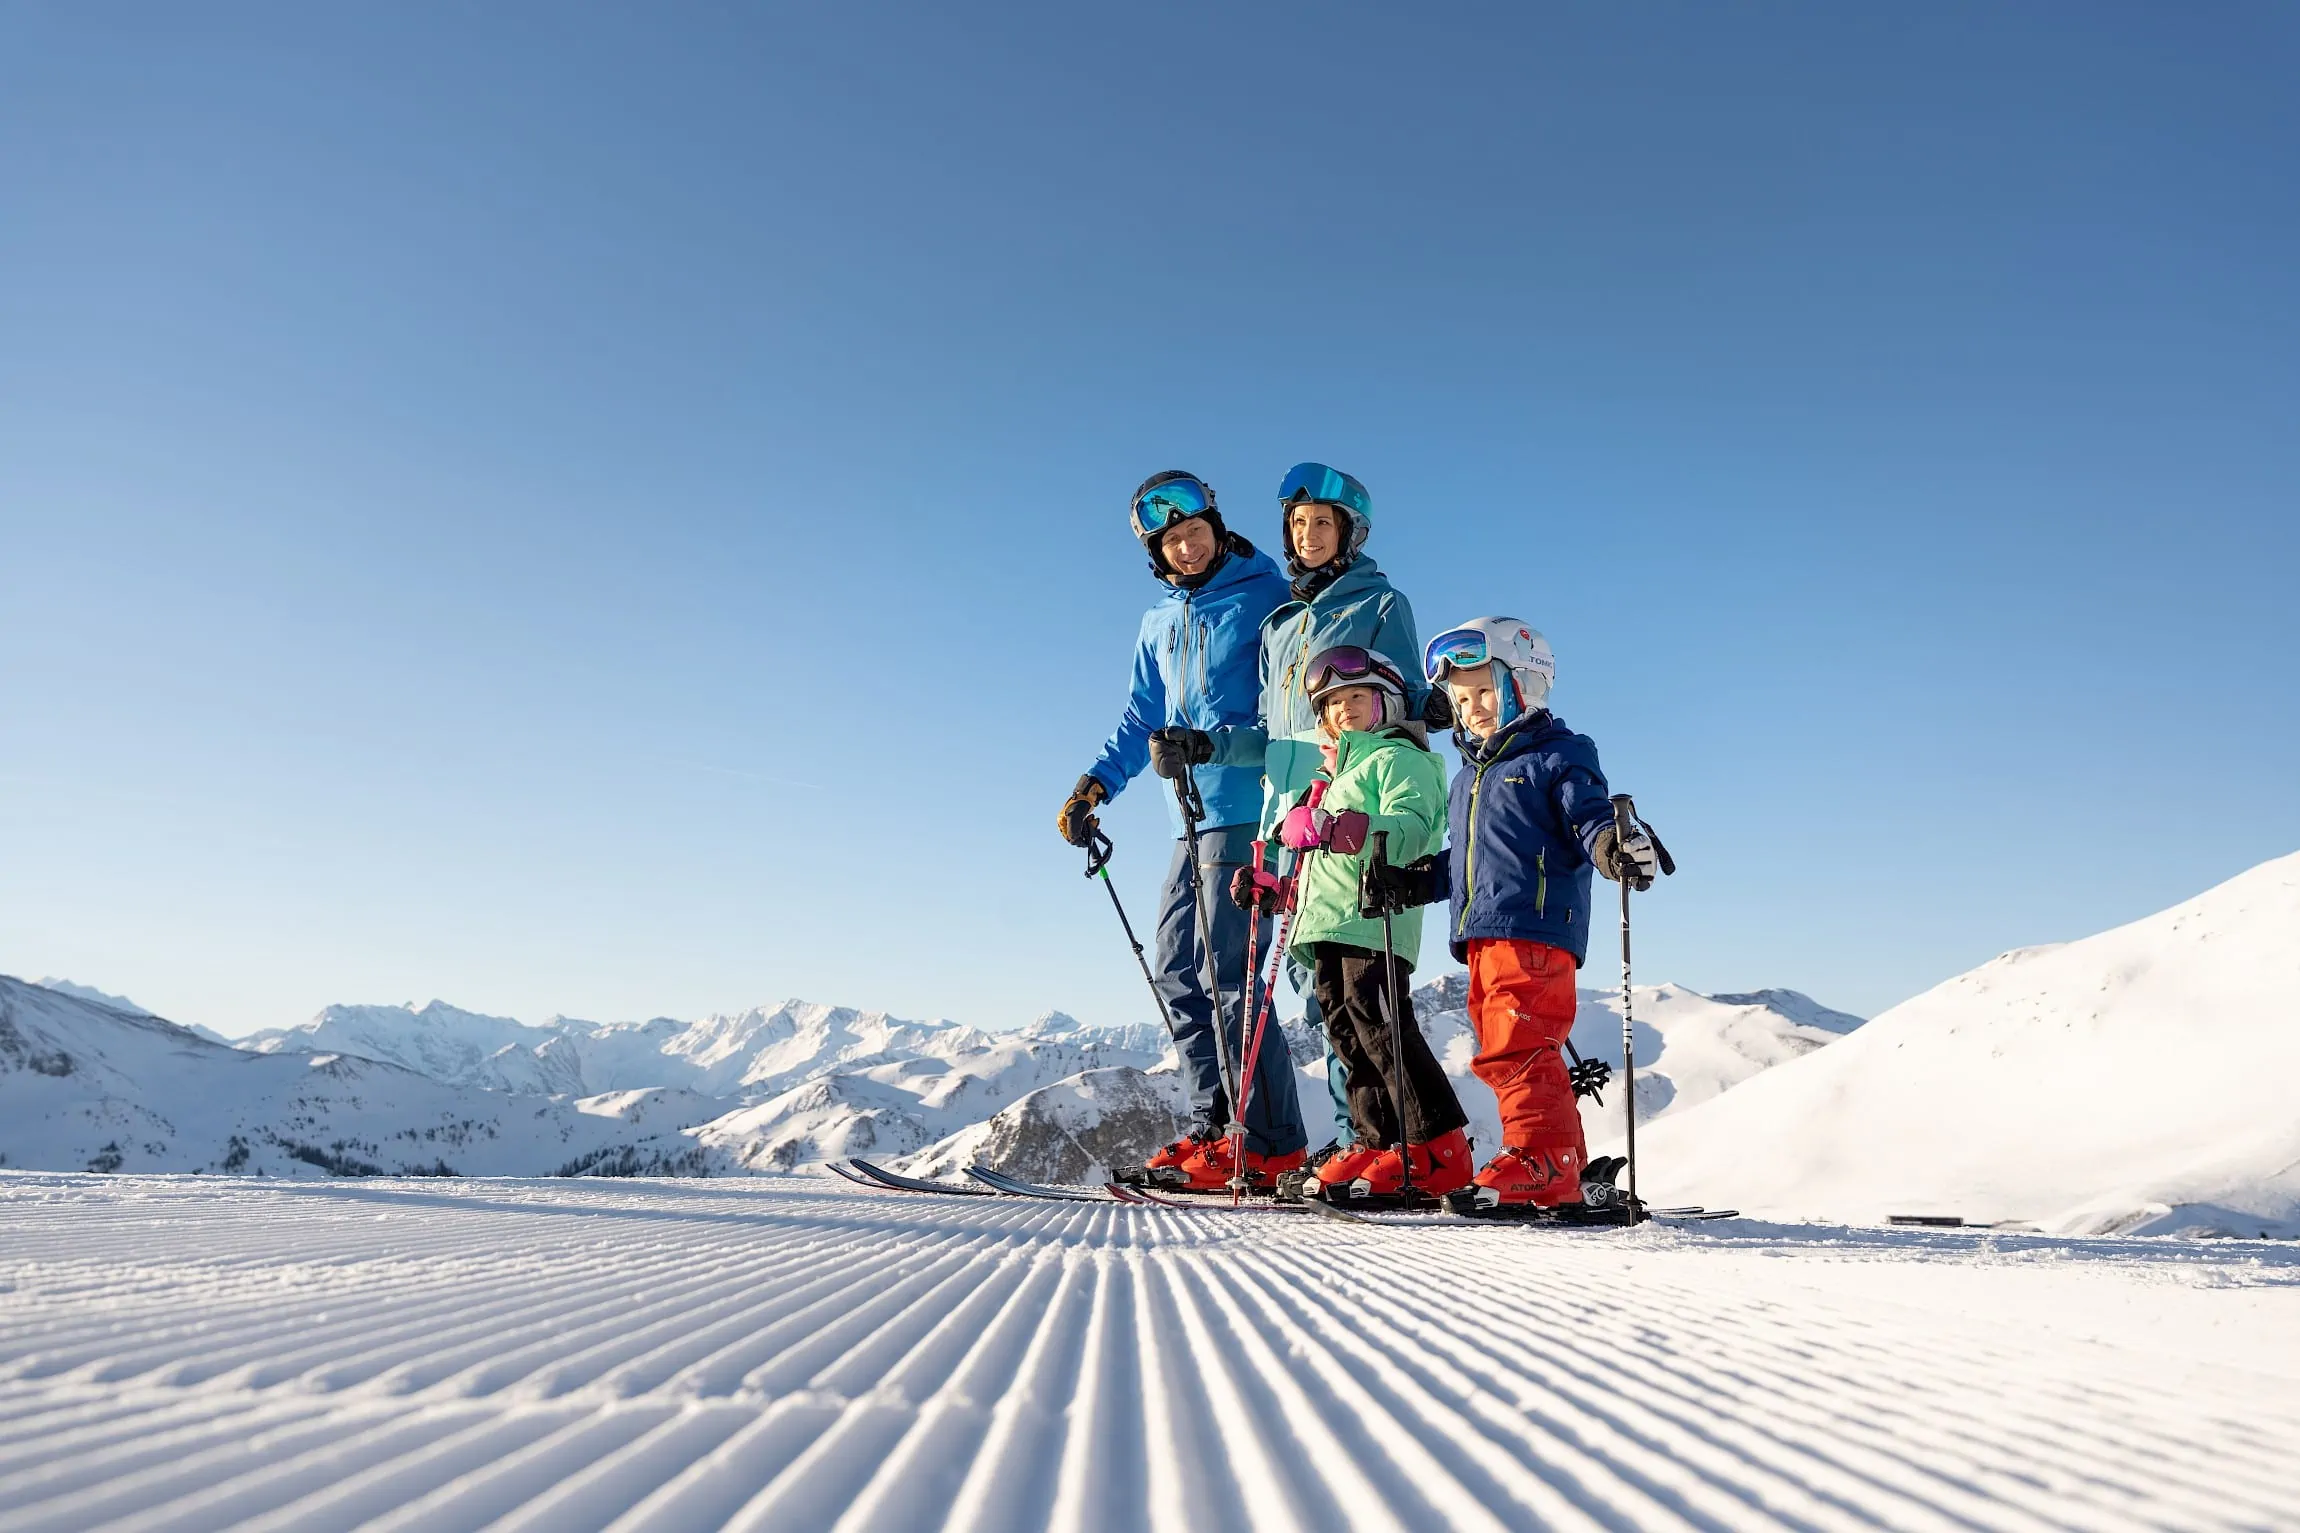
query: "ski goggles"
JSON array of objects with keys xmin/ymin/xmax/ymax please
[
  {"xmin": 1130, "ymin": 474, "xmax": 1215, "ymax": 538},
  {"xmin": 1277, "ymin": 462, "xmax": 1371, "ymax": 517},
  {"xmin": 1305, "ymin": 644, "xmax": 1404, "ymax": 700},
  {"xmin": 1424, "ymin": 626, "xmax": 1495, "ymax": 683}
]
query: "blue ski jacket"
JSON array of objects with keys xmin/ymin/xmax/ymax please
[
  {"xmin": 1086, "ymin": 543, "xmax": 1290, "ymax": 833},
  {"xmin": 1210, "ymin": 554, "xmax": 1427, "ymax": 835},
  {"xmin": 1432, "ymin": 711, "xmax": 1617, "ymax": 966}
]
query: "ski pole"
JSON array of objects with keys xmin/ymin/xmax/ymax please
[
  {"xmin": 1370, "ymin": 831, "xmax": 1413, "ymax": 1202},
  {"xmin": 1563, "ymin": 1038, "xmax": 1611, "ymax": 1103},
  {"xmin": 1231, "ymin": 843, "xmax": 1298, "ymax": 1186},
  {"xmin": 1174, "ymin": 762, "xmax": 1244, "ymax": 1142},
  {"xmin": 1226, "ymin": 839, "xmax": 1267, "ymax": 1201},
  {"xmin": 1606, "ymin": 793, "xmax": 1678, "ymax": 1219},
  {"xmin": 1610, "ymin": 797, "xmax": 1638, "ymax": 1215},
  {"xmin": 1084, "ymin": 828, "xmax": 1175, "ymax": 1032}
]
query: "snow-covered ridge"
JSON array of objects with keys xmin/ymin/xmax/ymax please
[
  {"xmin": 1645, "ymin": 848, "xmax": 2300, "ymax": 1237},
  {"xmin": 0, "ymin": 977, "xmax": 722, "ymax": 1178},
  {"xmin": 6, "ymin": 970, "xmax": 1861, "ymax": 1181}
]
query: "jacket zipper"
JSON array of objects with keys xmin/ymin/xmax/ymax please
[
  {"xmin": 1457, "ymin": 753, "xmax": 1496, "ymax": 940},
  {"xmin": 1535, "ymin": 848, "xmax": 1547, "ymax": 919}
]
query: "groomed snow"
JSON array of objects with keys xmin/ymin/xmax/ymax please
[{"xmin": 2, "ymin": 1173, "xmax": 2296, "ymax": 1532}]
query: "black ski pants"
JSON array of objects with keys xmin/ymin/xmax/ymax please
[{"xmin": 1310, "ymin": 943, "xmax": 1468, "ymax": 1149}]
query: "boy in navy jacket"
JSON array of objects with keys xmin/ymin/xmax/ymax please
[{"xmin": 1361, "ymin": 618, "xmax": 1659, "ymax": 1208}]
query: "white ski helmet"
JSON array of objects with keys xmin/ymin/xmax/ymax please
[{"xmin": 1424, "ymin": 617, "xmax": 1554, "ymax": 724}]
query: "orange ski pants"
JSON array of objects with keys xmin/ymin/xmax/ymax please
[{"xmin": 1466, "ymin": 938, "xmax": 1588, "ymax": 1155}]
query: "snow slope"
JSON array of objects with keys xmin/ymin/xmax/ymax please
[
  {"xmin": 1409, "ymin": 975, "xmax": 1862, "ymax": 1160},
  {"xmin": 1641, "ymin": 850, "xmax": 2300, "ymax": 1235},
  {"xmin": 0, "ymin": 978, "xmax": 728, "ymax": 1178},
  {"xmin": 0, "ymin": 1172, "xmax": 2294, "ymax": 1532}
]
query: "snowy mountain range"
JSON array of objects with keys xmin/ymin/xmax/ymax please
[
  {"xmin": 2, "ymin": 969, "xmax": 1859, "ymax": 1182},
  {"xmin": 25, "ymin": 831, "xmax": 2288, "ymax": 1230},
  {"xmin": 0, "ymin": 980, "xmax": 720, "ymax": 1178}
]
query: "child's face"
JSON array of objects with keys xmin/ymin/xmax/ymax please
[
  {"xmin": 1320, "ymin": 685, "xmax": 1383, "ymax": 737},
  {"xmin": 1448, "ymin": 666, "xmax": 1504, "ymax": 736}
]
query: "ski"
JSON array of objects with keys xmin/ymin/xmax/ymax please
[
  {"xmin": 841, "ymin": 1158, "xmax": 994, "ymax": 1197},
  {"xmin": 823, "ymin": 1159, "xmax": 889, "ymax": 1191},
  {"xmin": 1107, "ymin": 1182, "xmax": 1313, "ymax": 1215},
  {"xmin": 963, "ymin": 1165, "xmax": 1106, "ymax": 1202}
]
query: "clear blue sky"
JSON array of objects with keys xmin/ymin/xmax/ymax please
[{"xmin": 4, "ymin": 4, "xmax": 2295, "ymax": 1038}]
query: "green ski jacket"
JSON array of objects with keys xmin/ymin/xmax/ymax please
[{"xmin": 1282, "ymin": 725, "xmax": 1449, "ymax": 963}]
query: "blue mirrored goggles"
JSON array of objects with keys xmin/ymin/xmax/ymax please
[
  {"xmin": 1424, "ymin": 628, "xmax": 1492, "ymax": 684},
  {"xmin": 1277, "ymin": 462, "xmax": 1370, "ymax": 517},
  {"xmin": 1131, "ymin": 475, "xmax": 1214, "ymax": 537}
]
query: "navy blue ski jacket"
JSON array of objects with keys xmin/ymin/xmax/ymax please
[{"xmin": 1432, "ymin": 711, "xmax": 1616, "ymax": 966}]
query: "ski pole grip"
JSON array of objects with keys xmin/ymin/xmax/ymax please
[
  {"xmin": 1085, "ymin": 826, "xmax": 1114, "ymax": 878},
  {"xmin": 1369, "ymin": 829, "xmax": 1390, "ymax": 872},
  {"xmin": 1610, "ymin": 793, "xmax": 1637, "ymax": 840}
]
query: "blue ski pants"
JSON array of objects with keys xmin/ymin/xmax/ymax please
[{"xmin": 1153, "ymin": 823, "xmax": 1309, "ymax": 1157}]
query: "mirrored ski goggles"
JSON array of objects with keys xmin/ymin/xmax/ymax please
[
  {"xmin": 1131, "ymin": 475, "xmax": 1214, "ymax": 536},
  {"xmin": 1277, "ymin": 462, "xmax": 1370, "ymax": 516},
  {"xmin": 1424, "ymin": 627, "xmax": 1494, "ymax": 683},
  {"xmin": 1305, "ymin": 645, "xmax": 1401, "ymax": 698}
]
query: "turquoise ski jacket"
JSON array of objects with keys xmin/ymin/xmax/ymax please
[{"xmin": 1211, "ymin": 554, "xmax": 1426, "ymax": 835}]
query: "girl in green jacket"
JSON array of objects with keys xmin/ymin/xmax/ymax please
[{"xmin": 1244, "ymin": 645, "xmax": 1473, "ymax": 1203}]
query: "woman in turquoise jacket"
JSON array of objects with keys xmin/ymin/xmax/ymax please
[{"xmin": 1218, "ymin": 464, "xmax": 1427, "ymax": 1153}]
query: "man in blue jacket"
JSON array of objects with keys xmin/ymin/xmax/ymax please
[{"xmin": 1056, "ymin": 471, "xmax": 1309, "ymax": 1189}]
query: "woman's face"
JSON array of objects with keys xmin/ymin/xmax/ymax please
[
  {"xmin": 1159, "ymin": 516, "xmax": 1219, "ymax": 576},
  {"xmin": 1320, "ymin": 684, "xmax": 1383, "ymax": 737},
  {"xmin": 1287, "ymin": 502, "xmax": 1344, "ymax": 569}
]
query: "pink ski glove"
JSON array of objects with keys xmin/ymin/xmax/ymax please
[{"xmin": 1280, "ymin": 804, "xmax": 1331, "ymax": 850}]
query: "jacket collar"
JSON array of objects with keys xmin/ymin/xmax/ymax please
[
  {"xmin": 1270, "ymin": 554, "xmax": 1392, "ymax": 621},
  {"xmin": 1464, "ymin": 709, "xmax": 1563, "ymax": 764},
  {"xmin": 1158, "ymin": 540, "xmax": 1276, "ymax": 602},
  {"xmin": 1331, "ymin": 722, "xmax": 1423, "ymax": 774}
]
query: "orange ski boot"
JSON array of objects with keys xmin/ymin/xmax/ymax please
[
  {"xmin": 1177, "ymin": 1136, "xmax": 1307, "ymax": 1192},
  {"xmin": 1469, "ymin": 1144, "xmax": 1588, "ymax": 1208},
  {"xmin": 1143, "ymin": 1126, "xmax": 1219, "ymax": 1186},
  {"xmin": 1306, "ymin": 1141, "xmax": 1387, "ymax": 1200},
  {"xmin": 1356, "ymin": 1127, "xmax": 1475, "ymax": 1200}
]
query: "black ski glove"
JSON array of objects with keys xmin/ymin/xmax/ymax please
[
  {"xmin": 1592, "ymin": 824, "xmax": 1659, "ymax": 892},
  {"xmin": 1229, "ymin": 866, "xmax": 1292, "ymax": 914},
  {"xmin": 1360, "ymin": 852, "xmax": 1446, "ymax": 918},
  {"xmin": 1148, "ymin": 727, "xmax": 1215, "ymax": 780},
  {"xmin": 1419, "ymin": 688, "xmax": 1454, "ymax": 730},
  {"xmin": 1058, "ymin": 775, "xmax": 1107, "ymax": 848}
]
